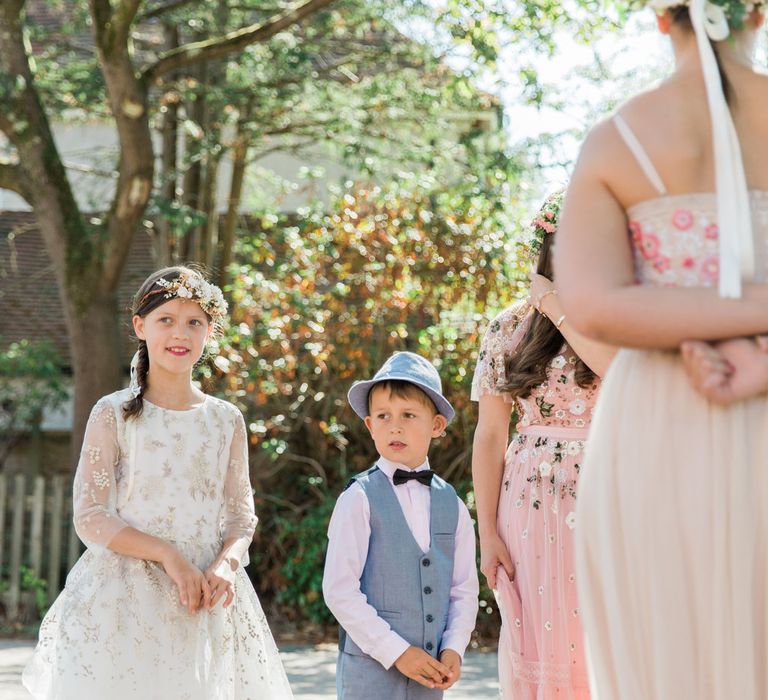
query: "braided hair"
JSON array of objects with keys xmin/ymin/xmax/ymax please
[{"xmin": 123, "ymin": 266, "xmax": 211, "ymax": 420}]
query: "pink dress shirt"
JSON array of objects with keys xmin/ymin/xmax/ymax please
[{"xmin": 323, "ymin": 456, "xmax": 479, "ymax": 670}]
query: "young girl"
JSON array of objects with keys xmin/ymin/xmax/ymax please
[
  {"xmin": 23, "ymin": 267, "xmax": 293, "ymax": 699},
  {"xmin": 554, "ymin": 0, "xmax": 768, "ymax": 696},
  {"xmin": 471, "ymin": 193, "xmax": 614, "ymax": 700}
]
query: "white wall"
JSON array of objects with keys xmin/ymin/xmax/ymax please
[{"xmin": 0, "ymin": 120, "xmax": 355, "ymax": 214}]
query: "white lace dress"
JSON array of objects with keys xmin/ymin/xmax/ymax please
[{"xmin": 23, "ymin": 389, "xmax": 293, "ymax": 700}]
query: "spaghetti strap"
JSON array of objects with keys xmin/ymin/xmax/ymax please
[{"xmin": 613, "ymin": 113, "xmax": 668, "ymax": 196}]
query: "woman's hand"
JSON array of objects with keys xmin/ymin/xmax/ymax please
[
  {"xmin": 204, "ymin": 557, "xmax": 237, "ymax": 609},
  {"xmin": 161, "ymin": 546, "xmax": 210, "ymax": 615},
  {"xmin": 528, "ymin": 273, "xmax": 556, "ymax": 313},
  {"xmin": 681, "ymin": 338, "xmax": 768, "ymax": 404},
  {"xmin": 479, "ymin": 532, "xmax": 514, "ymax": 590}
]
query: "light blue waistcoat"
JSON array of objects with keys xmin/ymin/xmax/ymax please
[{"xmin": 337, "ymin": 465, "xmax": 459, "ymax": 700}]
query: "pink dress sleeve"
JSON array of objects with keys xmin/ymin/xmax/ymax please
[
  {"xmin": 72, "ymin": 397, "xmax": 130, "ymax": 551},
  {"xmin": 471, "ymin": 302, "xmax": 531, "ymax": 403}
]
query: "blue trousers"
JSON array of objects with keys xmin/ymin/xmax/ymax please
[{"xmin": 337, "ymin": 650, "xmax": 444, "ymax": 700}]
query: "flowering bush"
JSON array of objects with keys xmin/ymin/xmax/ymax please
[{"xmin": 202, "ymin": 179, "xmax": 528, "ymax": 640}]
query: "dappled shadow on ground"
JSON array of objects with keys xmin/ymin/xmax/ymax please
[
  {"xmin": 2, "ymin": 640, "xmax": 499, "ymax": 699},
  {"xmin": 282, "ymin": 644, "xmax": 338, "ymax": 697},
  {"xmin": 281, "ymin": 644, "xmax": 499, "ymax": 699}
]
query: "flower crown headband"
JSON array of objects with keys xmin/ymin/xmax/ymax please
[
  {"xmin": 644, "ymin": 0, "xmax": 766, "ymax": 34},
  {"xmin": 139, "ymin": 272, "xmax": 228, "ymax": 323},
  {"xmin": 523, "ymin": 190, "xmax": 565, "ymax": 260}
]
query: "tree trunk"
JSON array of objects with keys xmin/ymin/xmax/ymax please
[
  {"xmin": 156, "ymin": 23, "xmax": 180, "ymax": 266},
  {"xmin": 181, "ymin": 60, "xmax": 207, "ymax": 262},
  {"xmin": 66, "ymin": 293, "xmax": 123, "ymax": 464},
  {"xmin": 201, "ymin": 149, "xmax": 221, "ymax": 270},
  {"xmin": 1, "ymin": 0, "xmax": 339, "ymax": 466},
  {"xmin": 217, "ymin": 130, "xmax": 248, "ymax": 287},
  {"xmin": 1, "ymin": 2, "xmax": 123, "ymax": 466}
]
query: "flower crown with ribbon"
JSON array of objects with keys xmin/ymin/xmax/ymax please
[
  {"xmin": 138, "ymin": 271, "xmax": 228, "ymax": 323},
  {"xmin": 521, "ymin": 189, "xmax": 565, "ymax": 261},
  {"xmin": 645, "ymin": 0, "xmax": 765, "ymax": 35},
  {"xmin": 635, "ymin": 0, "xmax": 761, "ymax": 298}
]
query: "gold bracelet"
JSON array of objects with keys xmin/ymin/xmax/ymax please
[
  {"xmin": 554, "ymin": 314, "xmax": 566, "ymax": 329},
  {"xmin": 535, "ymin": 288, "xmax": 558, "ymax": 311}
]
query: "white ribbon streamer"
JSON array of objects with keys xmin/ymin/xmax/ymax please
[
  {"xmin": 126, "ymin": 350, "xmax": 141, "ymax": 501},
  {"xmin": 129, "ymin": 350, "xmax": 142, "ymax": 398},
  {"xmin": 690, "ymin": 0, "xmax": 755, "ymax": 298}
]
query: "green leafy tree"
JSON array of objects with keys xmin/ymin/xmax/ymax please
[
  {"xmin": 0, "ymin": 0, "xmax": 337, "ymax": 462},
  {"xmin": 0, "ymin": 340, "xmax": 68, "ymax": 470},
  {"xmin": 1, "ymin": 0, "xmax": 622, "ymax": 463}
]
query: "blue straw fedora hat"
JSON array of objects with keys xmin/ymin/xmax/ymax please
[{"xmin": 347, "ymin": 351, "xmax": 455, "ymax": 423}]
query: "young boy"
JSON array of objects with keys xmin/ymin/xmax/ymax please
[{"xmin": 323, "ymin": 351, "xmax": 479, "ymax": 700}]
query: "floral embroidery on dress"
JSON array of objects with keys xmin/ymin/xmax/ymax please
[
  {"xmin": 472, "ymin": 303, "xmax": 598, "ymax": 694},
  {"xmin": 24, "ymin": 389, "xmax": 291, "ymax": 698},
  {"xmin": 672, "ymin": 208, "xmax": 694, "ymax": 230},
  {"xmin": 471, "ymin": 310, "xmax": 599, "ymax": 431},
  {"xmin": 625, "ymin": 194, "xmax": 768, "ymax": 288}
]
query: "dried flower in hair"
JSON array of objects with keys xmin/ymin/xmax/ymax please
[
  {"xmin": 519, "ymin": 190, "xmax": 565, "ymax": 263},
  {"xmin": 146, "ymin": 271, "xmax": 228, "ymax": 322}
]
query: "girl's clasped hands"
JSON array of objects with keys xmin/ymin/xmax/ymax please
[{"xmin": 161, "ymin": 547, "xmax": 237, "ymax": 615}]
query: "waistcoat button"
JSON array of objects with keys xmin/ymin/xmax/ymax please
[
  {"xmin": 426, "ymin": 614, "xmax": 434, "ymax": 622},
  {"xmin": 426, "ymin": 642, "xmax": 434, "ymax": 651},
  {"xmin": 423, "ymin": 586, "xmax": 432, "ymax": 594},
  {"xmin": 422, "ymin": 558, "xmax": 431, "ymax": 567}
]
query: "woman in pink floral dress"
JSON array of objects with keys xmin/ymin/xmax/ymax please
[{"xmin": 471, "ymin": 193, "xmax": 615, "ymax": 700}]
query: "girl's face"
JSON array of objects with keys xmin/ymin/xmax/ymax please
[{"xmin": 132, "ymin": 297, "xmax": 211, "ymax": 378}]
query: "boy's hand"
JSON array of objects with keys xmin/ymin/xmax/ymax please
[
  {"xmin": 435, "ymin": 649, "xmax": 462, "ymax": 689},
  {"xmin": 394, "ymin": 646, "xmax": 454, "ymax": 689}
]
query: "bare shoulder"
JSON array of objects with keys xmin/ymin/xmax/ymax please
[
  {"xmin": 571, "ymin": 114, "xmax": 626, "ymax": 185},
  {"xmin": 576, "ymin": 83, "xmax": 680, "ymax": 167}
]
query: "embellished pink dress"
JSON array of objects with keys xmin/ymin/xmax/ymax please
[
  {"xmin": 472, "ymin": 304, "xmax": 600, "ymax": 700},
  {"xmin": 575, "ymin": 115, "xmax": 768, "ymax": 699}
]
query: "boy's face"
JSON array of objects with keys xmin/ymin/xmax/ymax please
[{"xmin": 364, "ymin": 385, "xmax": 447, "ymax": 469}]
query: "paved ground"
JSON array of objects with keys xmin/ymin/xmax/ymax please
[{"xmin": 0, "ymin": 639, "xmax": 499, "ymax": 699}]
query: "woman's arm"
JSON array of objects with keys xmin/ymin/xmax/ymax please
[
  {"xmin": 531, "ymin": 273, "xmax": 617, "ymax": 376},
  {"xmin": 554, "ymin": 129, "xmax": 768, "ymax": 348},
  {"xmin": 471, "ymin": 395, "xmax": 515, "ymax": 588}
]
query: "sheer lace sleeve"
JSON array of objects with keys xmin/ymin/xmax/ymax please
[
  {"xmin": 221, "ymin": 409, "xmax": 258, "ymax": 565},
  {"xmin": 471, "ymin": 302, "xmax": 531, "ymax": 402},
  {"xmin": 72, "ymin": 398, "xmax": 129, "ymax": 551}
]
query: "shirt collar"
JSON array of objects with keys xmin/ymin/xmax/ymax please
[{"xmin": 377, "ymin": 455, "xmax": 431, "ymax": 481}]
